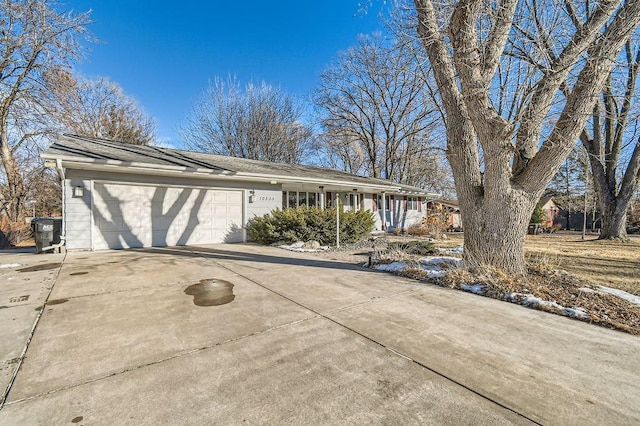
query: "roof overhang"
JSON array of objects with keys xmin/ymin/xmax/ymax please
[{"xmin": 42, "ymin": 153, "xmax": 442, "ymax": 196}]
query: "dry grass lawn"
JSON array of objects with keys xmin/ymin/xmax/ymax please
[
  {"xmin": 525, "ymin": 234, "xmax": 640, "ymax": 296},
  {"xmin": 443, "ymin": 233, "xmax": 640, "ymax": 296}
]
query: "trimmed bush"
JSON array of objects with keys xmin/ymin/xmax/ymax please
[{"xmin": 246, "ymin": 207, "xmax": 375, "ymax": 246}]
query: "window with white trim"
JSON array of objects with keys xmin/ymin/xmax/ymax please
[
  {"xmin": 282, "ymin": 191, "xmax": 320, "ymax": 209},
  {"xmin": 407, "ymin": 197, "xmax": 418, "ymax": 211}
]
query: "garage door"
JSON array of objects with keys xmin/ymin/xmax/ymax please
[{"xmin": 91, "ymin": 183, "xmax": 243, "ymax": 250}]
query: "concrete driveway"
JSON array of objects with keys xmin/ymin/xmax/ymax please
[{"xmin": 0, "ymin": 244, "xmax": 639, "ymax": 425}]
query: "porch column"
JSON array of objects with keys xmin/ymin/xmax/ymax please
[
  {"xmin": 319, "ymin": 186, "xmax": 325, "ymax": 210},
  {"xmin": 381, "ymin": 192, "xmax": 386, "ymax": 231},
  {"xmin": 335, "ymin": 192, "xmax": 340, "ymax": 247}
]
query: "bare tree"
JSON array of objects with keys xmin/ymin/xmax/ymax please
[
  {"xmin": 578, "ymin": 35, "xmax": 640, "ymax": 239},
  {"xmin": 46, "ymin": 69, "xmax": 156, "ymax": 145},
  {"xmin": 0, "ymin": 0, "xmax": 90, "ymax": 222},
  {"xmin": 409, "ymin": 0, "xmax": 640, "ymax": 273},
  {"xmin": 181, "ymin": 77, "xmax": 313, "ymax": 164},
  {"xmin": 314, "ymin": 33, "xmax": 442, "ymax": 187}
]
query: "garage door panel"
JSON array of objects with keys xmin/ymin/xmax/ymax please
[
  {"xmin": 160, "ymin": 187, "xmax": 188, "ymax": 207},
  {"xmin": 197, "ymin": 207, "xmax": 214, "ymax": 222},
  {"xmin": 92, "ymin": 183, "xmax": 243, "ymax": 250},
  {"xmin": 212, "ymin": 192, "xmax": 228, "ymax": 203},
  {"xmin": 228, "ymin": 192, "xmax": 242, "ymax": 203},
  {"xmin": 96, "ymin": 231, "xmax": 146, "ymax": 250},
  {"xmin": 228, "ymin": 205, "xmax": 243, "ymax": 217},
  {"xmin": 119, "ymin": 201, "xmax": 141, "ymax": 217}
]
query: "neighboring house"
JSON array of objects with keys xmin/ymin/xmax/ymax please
[
  {"xmin": 42, "ymin": 135, "xmax": 440, "ymax": 250},
  {"xmin": 427, "ymin": 200, "xmax": 462, "ymax": 231},
  {"xmin": 537, "ymin": 196, "xmax": 561, "ymax": 228},
  {"xmin": 558, "ymin": 209, "xmax": 601, "ymax": 232}
]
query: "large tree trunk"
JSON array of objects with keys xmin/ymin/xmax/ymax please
[
  {"xmin": 446, "ymin": 123, "xmax": 538, "ymax": 275},
  {"xmin": 460, "ymin": 191, "xmax": 534, "ymax": 275},
  {"xmin": 588, "ymin": 146, "xmax": 633, "ymax": 240},
  {"xmin": 599, "ymin": 202, "xmax": 628, "ymax": 239}
]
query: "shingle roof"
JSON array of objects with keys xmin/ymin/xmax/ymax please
[{"xmin": 43, "ymin": 134, "xmax": 439, "ymax": 196}]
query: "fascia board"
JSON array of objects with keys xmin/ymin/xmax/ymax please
[{"xmin": 47, "ymin": 156, "xmax": 401, "ymax": 192}]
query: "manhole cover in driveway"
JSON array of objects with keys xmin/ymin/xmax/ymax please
[{"xmin": 185, "ymin": 279, "xmax": 235, "ymax": 306}]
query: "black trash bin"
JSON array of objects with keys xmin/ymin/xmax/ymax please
[
  {"xmin": 528, "ymin": 223, "xmax": 542, "ymax": 235},
  {"xmin": 32, "ymin": 218, "xmax": 54, "ymax": 254},
  {"xmin": 52, "ymin": 218, "xmax": 62, "ymax": 245}
]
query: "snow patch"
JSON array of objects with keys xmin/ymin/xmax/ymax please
[
  {"xmin": 424, "ymin": 269, "xmax": 447, "ymax": 278},
  {"xmin": 373, "ymin": 256, "xmax": 458, "ymax": 278},
  {"xmin": 420, "ymin": 256, "xmax": 463, "ymax": 267},
  {"xmin": 374, "ymin": 262, "xmax": 407, "ymax": 272},
  {"xmin": 562, "ymin": 307, "xmax": 589, "ymax": 319},
  {"xmin": 278, "ymin": 244, "xmax": 330, "ymax": 253},
  {"xmin": 504, "ymin": 293, "xmax": 589, "ymax": 319},
  {"xmin": 439, "ymin": 245, "xmax": 464, "ymax": 255},
  {"xmin": 597, "ymin": 286, "xmax": 640, "ymax": 307},
  {"xmin": 0, "ymin": 263, "xmax": 22, "ymax": 269},
  {"xmin": 460, "ymin": 284, "xmax": 485, "ymax": 295}
]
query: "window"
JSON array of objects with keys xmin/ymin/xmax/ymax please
[
  {"xmin": 282, "ymin": 191, "xmax": 321, "ymax": 209},
  {"xmin": 407, "ymin": 197, "xmax": 418, "ymax": 211},
  {"xmin": 377, "ymin": 194, "xmax": 391, "ymax": 210},
  {"xmin": 348, "ymin": 193, "xmax": 362, "ymax": 210}
]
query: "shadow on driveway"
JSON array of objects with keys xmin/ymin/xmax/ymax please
[{"xmin": 136, "ymin": 244, "xmax": 368, "ymax": 272}]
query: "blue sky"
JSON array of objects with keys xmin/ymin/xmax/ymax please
[{"xmin": 64, "ymin": 1, "xmax": 387, "ymax": 148}]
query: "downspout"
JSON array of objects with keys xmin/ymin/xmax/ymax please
[{"xmin": 40, "ymin": 235, "xmax": 66, "ymax": 253}]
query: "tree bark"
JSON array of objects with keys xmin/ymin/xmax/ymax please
[
  {"xmin": 599, "ymin": 201, "xmax": 628, "ymax": 240},
  {"xmin": 460, "ymin": 187, "xmax": 534, "ymax": 275},
  {"xmin": 0, "ymin": 125, "xmax": 26, "ymax": 221},
  {"xmin": 589, "ymin": 153, "xmax": 631, "ymax": 239}
]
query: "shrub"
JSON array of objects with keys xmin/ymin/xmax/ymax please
[
  {"xmin": 246, "ymin": 207, "xmax": 375, "ymax": 246},
  {"xmin": 406, "ymin": 223, "xmax": 430, "ymax": 237},
  {"xmin": 421, "ymin": 214, "xmax": 448, "ymax": 239},
  {"xmin": 530, "ymin": 204, "xmax": 545, "ymax": 224},
  {"xmin": 387, "ymin": 240, "xmax": 437, "ymax": 256}
]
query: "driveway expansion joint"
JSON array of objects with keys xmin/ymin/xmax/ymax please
[
  {"xmin": 1, "ymin": 254, "xmax": 67, "ymax": 410},
  {"xmin": 186, "ymin": 247, "xmax": 542, "ymax": 426},
  {"xmin": 2, "ymin": 313, "xmax": 321, "ymax": 407}
]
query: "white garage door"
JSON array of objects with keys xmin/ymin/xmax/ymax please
[{"xmin": 91, "ymin": 183, "xmax": 243, "ymax": 250}]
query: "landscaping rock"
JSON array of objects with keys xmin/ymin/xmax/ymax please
[
  {"xmin": 290, "ymin": 241, "xmax": 305, "ymax": 249},
  {"xmin": 302, "ymin": 240, "xmax": 321, "ymax": 250}
]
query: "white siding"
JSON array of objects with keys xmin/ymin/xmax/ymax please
[
  {"xmin": 247, "ymin": 189, "xmax": 282, "ymax": 219},
  {"xmin": 64, "ymin": 177, "xmax": 92, "ymax": 250}
]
